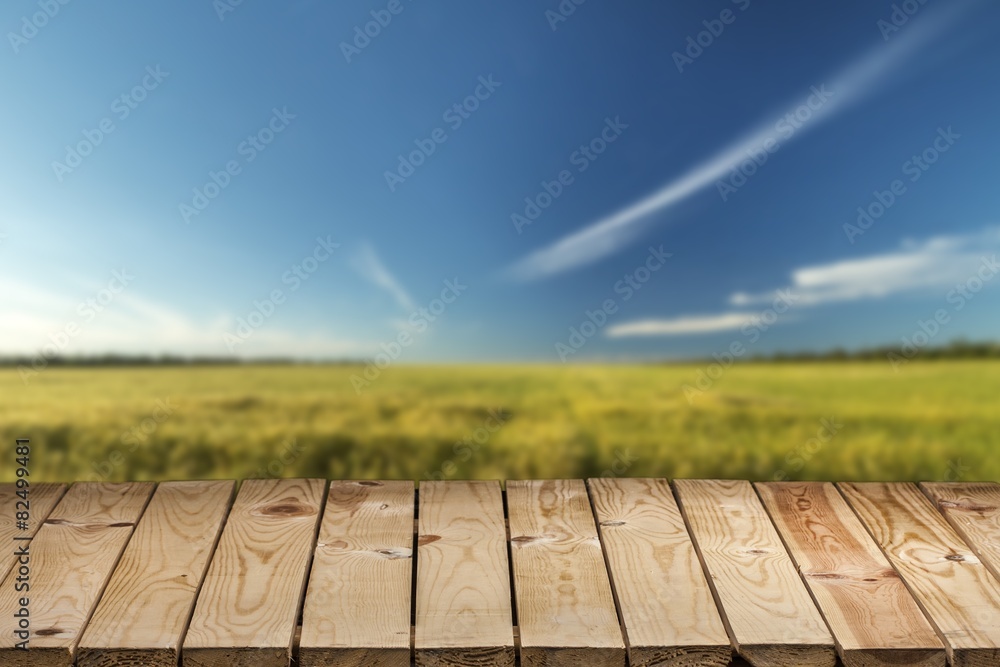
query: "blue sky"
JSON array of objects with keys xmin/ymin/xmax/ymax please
[{"xmin": 2, "ymin": 0, "xmax": 999, "ymax": 361}]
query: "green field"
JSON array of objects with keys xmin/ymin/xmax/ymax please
[{"xmin": 2, "ymin": 361, "xmax": 997, "ymax": 483}]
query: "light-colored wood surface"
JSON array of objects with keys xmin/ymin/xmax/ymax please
[
  {"xmin": 300, "ymin": 480, "xmax": 415, "ymax": 667},
  {"xmin": 757, "ymin": 482, "xmax": 945, "ymax": 667},
  {"xmin": 841, "ymin": 482, "xmax": 1000, "ymax": 667},
  {"xmin": 0, "ymin": 482, "xmax": 66, "ymax": 581},
  {"xmin": 674, "ymin": 479, "xmax": 836, "ymax": 667},
  {"xmin": 588, "ymin": 477, "xmax": 731, "ymax": 667},
  {"xmin": 77, "ymin": 481, "xmax": 235, "ymax": 667},
  {"xmin": 921, "ymin": 483, "xmax": 1000, "ymax": 584},
  {"xmin": 7, "ymin": 477, "xmax": 1000, "ymax": 666},
  {"xmin": 414, "ymin": 481, "xmax": 514, "ymax": 667},
  {"xmin": 0, "ymin": 482, "xmax": 155, "ymax": 667},
  {"xmin": 507, "ymin": 479, "xmax": 625, "ymax": 667},
  {"xmin": 182, "ymin": 478, "xmax": 325, "ymax": 667}
]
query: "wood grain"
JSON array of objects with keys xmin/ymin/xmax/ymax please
[
  {"xmin": 182, "ymin": 478, "xmax": 325, "ymax": 667},
  {"xmin": 841, "ymin": 482, "xmax": 1000, "ymax": 667},
  {"xmin": 674, "ymin": 479, "xmax": 836, "ymax": 667},
  {"xmin": 77, "ymin": 481, "xmax": 235, "ymax": 667},
  {"xmin": 414, "ymin": 481, "xmax": 514, "ymax": 667},
  {"xmin": 757, "ymin": 482, "xmax": 944, "ymax": 667},
  {"xmin": 0, "ymin": 482, "xmax": 66, "ymax": 581},
  {"xmin": 0, "ymin": 482, "xmax": 155, "ymax": 667},
  {"xmin": 300, "ymin": 480, "xmax": 415, "ymax": 667},
  {"xmin": 508, "ymin": 479, "xmax": 625, "ymax": 667},
  {"xmin": 921, "ymin": 483, "xmax": 1000, "ymax": 584},
  {"xmin": 588, "ymin": 477, "xmax": 731, "ymax": 667}
]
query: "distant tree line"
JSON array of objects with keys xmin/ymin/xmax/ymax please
[
  {"xmin": 0, "ymin": 354, "xmax": 357, "ymax": 367},
  {"xmin": 0, "ymin": 339, "xmax": 997, "ymax": 367},
  {"xmin": 737, "ymin": 339, "xmax": 1000, "ymax": 364}
]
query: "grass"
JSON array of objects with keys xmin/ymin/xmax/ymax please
[{"xmin": 1, "ymin": 361, "xmax": 997, "ymax": 483}]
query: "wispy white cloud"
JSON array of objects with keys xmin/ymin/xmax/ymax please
[
  {"xmin": 502, "ymin": 4, "xmax": 971, "ymax": 282},
  {"xmin": 350, "ymin": 242, "xmax": 416, "ymax": 312},
  {"xmin": 607, "ymin": 313, "xmax": 757, "ymax": 337},
  {"xmin": 731, "ymin": 228, "xmax": 1000, "ymax": 307},
  {"xmin": 609, "ymin": 228, "xmax": 1000, "ymax": 337}
]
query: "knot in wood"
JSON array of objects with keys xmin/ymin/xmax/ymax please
[
  {"xmin": 36, "ymin": 628, "xmax": 65, "ymax": 637},
  {"xmin": 376, "ymin": 547, "xmax": 412, "ymax": 559},
  {"xmin": 252, "ymin": 502, "xmax": 315, "ymax": 518}
]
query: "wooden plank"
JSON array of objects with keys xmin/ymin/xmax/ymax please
[
  {"xmin": 182, "ymin": 478, "xmax": 325, "ymax": 667},
  {"xmin": 0, "ymin": 482, "xmax": 66, "ymax": 581},
  {"xmin": 0, "ymin": 482, "xmax": 155, "ymax": 667},
  {"xmin": 757, "ymin": 482, "xmax": 945, "ymax": 667},
  {"xmin": 414, "ymin": 480, "xmax": 514, "ymax": 667},
  {"xmin": 841, "ymin": 482, "xmax": 1000, "ymax": 667},
  {"xmin": 508, "ymin": 479, "xmax": 625, "ymax": 667},
  {"xmin": 588, "ymin": 477, "xmax": 731, "ymax": 667},
  {"xmin": 674, "ymin": 479, "xmax": 836, "ymax": 667},
  {"xmin": 300, "ymin": 480, "xmax": 415, "ymax": 667},
  {"xmin": 77, "ymin": 481, "xmax": 235, "ymax": 667},
  {"xmin": 921, "ymin": 482, "xmax": 1000, "ymax": 583}
]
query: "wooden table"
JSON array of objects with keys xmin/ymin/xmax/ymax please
[{"xmin": 2, "ymin": 479, "xmax": 999, "ymax": 666}]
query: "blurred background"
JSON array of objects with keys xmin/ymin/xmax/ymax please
[{"xmin": 2, "ymin": 1, "xmax": 998, "ymax": 482}]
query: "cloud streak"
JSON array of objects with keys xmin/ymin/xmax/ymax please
[
  {"xmin": 502, "ymin": 4, "xmax": 970, "ymax": 282},
  {"xmin": 350, "ymin": 242, "xmax": 417, "ymax": 312},
  {"xmin": 607, "ymin": 313, "xmax": 757, "ymax": 337},
  {"xmin": 732, "ymin": 228, "xmax": 1000, "ymax": 307},
  {"xmin": 609, "ymin": 228, "xmax": 1000, "ymax": 337}
]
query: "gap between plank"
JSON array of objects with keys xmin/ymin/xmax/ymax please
[
  {"xmin": 173, "ymin": 481, "xmax": 239, "ymax": 664},
  {"xmin": 290, "ymin": 480, "xmax": 330, "ymax": 665},
  {"xmin": 917, "ymin": 483, "xmax": 1000, "ymax": 584},
  {"xmin": 411, "ymin": 485, "xmax": 419, "ymax": 665},
  {"xmin": 584, "ymin": 478, "xmax": 633, "ymax": 662},
  {"xmin": 501, "ymin": 485, "xmax": 519, "ymax": 631},
  {"xmin": 669, "ymin": 480, "xmax": 739, "ymax": 657},
  {"xmin": 71, "ymin": 482, "xmax": 157, "ymax": 662},
  {"xmin": 833, "ymin": 483, "xmax": 955, "ymax": 666},
  {"xmin": 750, "ymin": 483, "xmax": 842, "ymax": 663}
]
